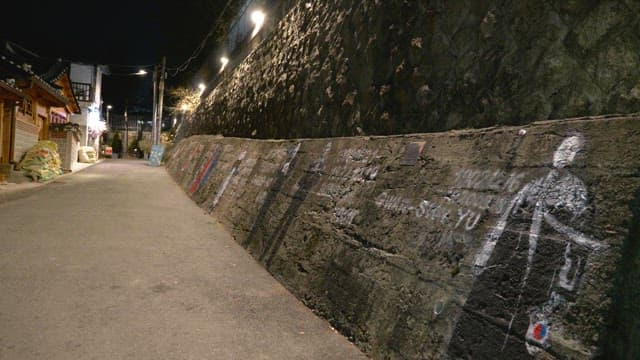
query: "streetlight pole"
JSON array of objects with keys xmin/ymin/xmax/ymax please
[
  {"xmin": 152, "ymin": 64, "xmax": 158, "ymax": 146},
  {"xmin": 156, "ymin": 56, "xmax": 166, "ymax": 145},
  {"xmin": 124, "ymin": 106, "xmax": 128, "ymax": 158},
  {"xmin": 106, "ymin": 105, "xmax": 112, "ymax": 128},
  {"xmin": 102, "ymin": 70, "xmax": 146, "ymax": 157}
]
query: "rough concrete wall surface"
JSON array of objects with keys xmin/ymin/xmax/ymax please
[
  {"xmin": 167, "ymin": 115, "xmax": 640, "ymax": 359},
  {"xmin": 180, "ymin": 0, "xmax": 640, "ymax": 140}
]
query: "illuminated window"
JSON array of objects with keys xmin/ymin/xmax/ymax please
[
  {"xmin": 51, "ymin": 112, "xmax": 66, "ymax": 124},
  {"xmin": 72, "ymin": 82, "xmax": 92, "ymax": 102}
]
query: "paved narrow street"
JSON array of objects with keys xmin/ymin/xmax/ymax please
[{"xmin": 0, "ymin": 160, "xmax": 367, "ymax": 360}]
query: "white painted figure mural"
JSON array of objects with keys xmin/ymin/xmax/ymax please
[{"xmin": 450, "ymin": 134, "xmax": 607, "ymax": 358}]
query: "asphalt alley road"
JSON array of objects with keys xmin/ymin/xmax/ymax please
[{"xmin": 0, "ymin": 159, "xmax": 367, "ymax": 360}]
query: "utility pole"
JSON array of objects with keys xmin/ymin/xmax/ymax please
[
  {"xmin": 152, "ymin": 64, "xmax": 158, "ymax": 146},
  {"xmin": 124, "ymin": 105, "xmax": 128, "ymax": 158},
  {"xmin": 156, "ymin": 56, "xmax": 166, "ymax": 145},
  {"xmin": 106, "ymin": 105, "xmax": 112, "ymax": 128}
]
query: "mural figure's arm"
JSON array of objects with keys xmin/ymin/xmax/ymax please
[
  {"xmin": 523, "ymin": 201, "xmax": 544, "ymax": 285},
  {"xmin": 542, "ymin": 213, "xmax": 605, "ymax": 250},
  {"xmin": 473, "ymin": 183, "xmax": 531, "ymax": 275},
  {"xmin": 544, "ymin": 212, "xmax": 606, "ymax": 291}
]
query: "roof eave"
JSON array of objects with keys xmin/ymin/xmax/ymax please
[
  {"xmin": 0, "ymin": 81, "xmax": 25, "ymax": 100},
  {"xmin": 28, "ymin": 77, "xmax": 69, "ymax": 107}
]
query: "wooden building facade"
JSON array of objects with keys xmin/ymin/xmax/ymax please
[{"xmin": 0, "ymin": 42, "xmax": 81, "ymax": 168}]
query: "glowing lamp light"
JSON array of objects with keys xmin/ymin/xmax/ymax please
[
  {"xmin": 181, "ymin": 104, "xmax": 189, "ymax": 112},
  {"xmin": 250, "ymin": 10, "xmax": 266, "ymax": 38},
  {"xmin": 136, "ymin": 69, "xmax": 147, "ymax": 75},
  {"xmin": 87, "ymin": 108, "xmax": 107, "ymax": 134},
  {"xmin": 219, "ymin": 56, "xmax": 229, "ymax": 72},
  {"xmin": 107, "ymin": 105, "xmax": 112, "ymax": 110}
]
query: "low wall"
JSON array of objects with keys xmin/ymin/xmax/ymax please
[
  {"xmin": 50, "ymin": 130, "xmax": 80, "ymax": 171},
  {"xmin": 166, "ymin": 115, "xmax": 640, "ymax": 359}
]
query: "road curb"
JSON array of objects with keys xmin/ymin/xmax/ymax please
[{"xmin": 0, "ymin": 160, "xmax": 104, "ymax": 206}]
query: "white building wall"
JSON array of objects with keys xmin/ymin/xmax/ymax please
[
  {"xmin": 69, "ymin": 64, "xmax": 95, "ymax": 84},
  {"xmin": 69, "ymin": 63, "xmax": 106, "ymax": 147},
  {"xmin": 93, "ymin": 67, "xmax": 105, "ymax": 105}
]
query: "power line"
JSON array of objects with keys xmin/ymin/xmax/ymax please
[
  {"xmin": 169, "ymin": 0, "xmax": 239, "ymax": 77},
  {"xmin": 6, "ymin": 0, "xmax": 240, "ymax": 80},
  {"xmin": 4, "ymin": 40, "xmax": 160, "ymax": 70}
]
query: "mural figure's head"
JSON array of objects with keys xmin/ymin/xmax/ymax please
[{"xmin": 553, "ymin": 135, "xmax": 584, "ymax": 168}]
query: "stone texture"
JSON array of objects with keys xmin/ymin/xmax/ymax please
[
  {"xmin": 167, "ymin": 115, "xmax": 640, "ymax": 359},
  {"xmin": 179, "ymin": 0, "xmax": 640, "ymax": 140}
]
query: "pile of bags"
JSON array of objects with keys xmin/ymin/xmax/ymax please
[
  {"xmin": 19, "ymin": 141, "xmax": 63, "ymax": 182},
  {"xmin": 78, "ymin": 146, "xmax": 97, "ymax": 163}
]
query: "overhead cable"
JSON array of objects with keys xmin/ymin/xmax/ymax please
[{"xmin": 168, "ymin": 0, "xmax": 238, "ymax": 77}]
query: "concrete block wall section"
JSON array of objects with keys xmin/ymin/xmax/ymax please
[{"xmin": 166, "ymin": 115, "xmax": 640, "ymax": 359}]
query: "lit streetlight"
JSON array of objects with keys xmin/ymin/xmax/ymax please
[
  {"xmin": 219, "ymin": 57, "xmax": 229, "ymax": 73},
  {"xmin": 250, "ymin": 10, "xmax": 266, "ymax": 38}
]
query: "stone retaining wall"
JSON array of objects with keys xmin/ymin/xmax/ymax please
[
  {"xmin": 181, "ymin": 0, "xmax": 640, "ymax": 140},
  {"xmin": 166, "ymin": 115, "xmax": 640, "ymax": 359}
]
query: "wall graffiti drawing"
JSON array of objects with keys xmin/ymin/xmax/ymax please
[
  {"xmin": 178, "ymin": 142, "xmax": 206, "ymax": 187},
  {"xmin": 242, "ymin": 143, "xmax": 302, "ymax": 249},
  {"xmin": 320, "ymin": 147, "xmax": 379, "ymax": 226},
  {"xmin": 206, "ymin": 150, "xmax": 247, "ymax": 212},
  {"xmin": 188, "ymin": 145, "xmax": 222, "ymax": 195},
  {"xmin": 449, "ymin": 134, "xmax": 607, "ymax": 358},
  {"xmin": 165, "ymin": 117, "xmax": 640, "ymax": 360},
  {"xmin": 258, "ymin": 142, "xmax": 332, "ymax": 267}
]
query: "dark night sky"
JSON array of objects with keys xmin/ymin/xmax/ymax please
[{"xmin": 1, "ymin": 0, "xmax": 230, "ymax": 114}]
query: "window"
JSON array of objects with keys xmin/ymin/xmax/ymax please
[
  {"xmin": 21, "ymin": 98, "xmax": 32, "ymax": 116},
  {"xmin": 50, "ymin": 112, "xmax": 66, "ymax": 124},
  {"xmin": 72, "ymin": 82, "xmax": 92, "ymax": 102}
]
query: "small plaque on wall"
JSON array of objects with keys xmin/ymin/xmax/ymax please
[{"xmin": 401, "ymin": 141, "xmax": 426, "ymax": 166}]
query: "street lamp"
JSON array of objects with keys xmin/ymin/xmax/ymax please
[
  {"xmin": 219, "ymin": 56, "xmax": 229, "ymax": 73},
  {"xmin": 104, "ymin": 63, "xmax": 163, "ymax": 146},
  {"xmin": 251, "ymin": 10, "xmax": 266, "ymax": 38}
]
